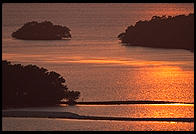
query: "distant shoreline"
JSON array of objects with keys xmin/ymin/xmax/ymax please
[
  {"xmin": 3, "ymin": 111, "xmax": 194, "ymax": 123},
  {"xmin": 61, "ymin": 100, "xmax": 194, "ymax": 105},
  {"xmin": 3, "ymin": 100, "xmax": 193, "ymax": 110}
]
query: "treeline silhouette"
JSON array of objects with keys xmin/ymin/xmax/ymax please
[
  {"xmin": 2, "ymin": 60, "xmax": 80, "ymax": 109},
  {"xmin": 12, "ymin": 21, "xmax": 71, "ymax": 40},
  {"xmin": 118, "ymin": 13, "xmax": 194, "ymax": 52}
]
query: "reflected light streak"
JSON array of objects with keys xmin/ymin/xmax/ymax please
[
  {"xmin": 3, "ymin": 53, "xmax": 189, "ymax": 68},
  {"xmin": 147, "ymin": 104, "xmax": 194, "ymax": 106},
  {"xmin": 168, "ymin": 121, "xmax": 177, "ymax": 124},
  {"xmin": 125, "ymin": 63, "xmax": 193, "ymax": 103},
  {"xmin": 150, "ymin": 66, "xmax": 183, "ymax": 78},
  {"xmin": 142, "ymin": 3, "xmax": 194, "ymax": 17},
  {"xmin": 65, "ymin": 59, "xmax": 186, "ymax": 67}
]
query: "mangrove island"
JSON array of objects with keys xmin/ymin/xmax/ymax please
[
  {"xmin": 12, "ymin": 21, "xmax": 71, "ymax": 40},
  {"xmin": 2, "ymin": 60, "xmax": 80, "ymax": 109},
  {"xmin": 118, "ymin": 13, "xmax": 194, "ymax": 52}
]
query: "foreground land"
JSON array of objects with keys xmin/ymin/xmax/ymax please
[{"xmin": 3, "ymin": 60, "xmax": 80, "ymax": 109}]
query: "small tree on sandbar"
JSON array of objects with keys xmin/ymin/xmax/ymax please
[{"xmin": 64, "ymin": 90, "xmax": 80, "ymax": 105}]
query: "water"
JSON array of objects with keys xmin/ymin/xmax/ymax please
[
  {"xmin": 4, "ymin": 104, "xmax": 194, "ymax": 118},
  {"xmin": 3, "ymin": 117, "xmax": 194, "ymax": 131},
  {"xmin": 2, "ymin": 104, "xmax": 194, "ymax": 131},
  {"xmin": 2, "ymin": 3, "xmax": 194, "ymax": 131}
]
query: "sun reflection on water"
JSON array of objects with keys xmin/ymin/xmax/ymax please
[{"xmin": 125, "ymin": 64, "xmax": 194, "ymax": 103}]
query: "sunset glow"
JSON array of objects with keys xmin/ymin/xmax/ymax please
[{"xmin": 2, "ymin": 3, "xmax": 194, "ymax": 131}]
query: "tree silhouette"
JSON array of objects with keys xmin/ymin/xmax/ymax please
[
  {"xmin": 118, "ymin": 13, "xmax": 194, "ymax": 52},
  {"xmin": 64, "ymin": 90, "xmax": 81, "ymax": 105},
  {"xmin": 12, "ymin": 21, "xmax": 71, "ymax": 40},
  {"xmin": 2, "ymin": 60, "xmax": 80, "ymax": 108}
]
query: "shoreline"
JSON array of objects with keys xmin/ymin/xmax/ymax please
[
  {"xmin": 3, "ymin": 100, "xmax": 194, "ymax": 110},
  {"xmin": 3, "ymin": 111, "xmax": 194, "ymax": 123},
  {"xmin": 61, "ymin": 100, "xmax": 194, "ymax": 105}
]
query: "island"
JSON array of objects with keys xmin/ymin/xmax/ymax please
[
  {"xmin": 2, "ymin": 60, "xmax": 80, "ymax": 109},
  {"xmin": 118, "ymin": 13, "xmax": 194, "ymax": 52},
  {"xmin": 12, "ymin": 21, "xmax": 71, "ymax": 40}
]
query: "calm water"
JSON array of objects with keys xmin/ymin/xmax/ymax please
[
  {"xmin": 2, "ymin": 3, "xmax": 194, "ymax": 131},
  {"xmin": 3, "ymin": 117, "xmax": 194, "ymax": 131},
  {"xmin": 2, "ymin": 104, "xmax": 194, "ymax": 131}
]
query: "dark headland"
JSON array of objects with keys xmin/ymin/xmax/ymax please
[
  {"xmin": 12, "ymin": 21, "xmax": 71, "ymax": 40},
  {"xmin": 118, "ymin": 13, "xmax": 194, "ymax": 52},
  {"xmin": 2, "ymin": 60, "xmax": 80, "ymax": 109}
]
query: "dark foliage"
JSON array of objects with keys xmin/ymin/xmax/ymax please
[
  {"xmin": 118, "ymin": 13, "xmax": 194, "ymax": 52},
  {"xmin": 64, "ymin": 90, "xmax": 81, "ymax": 105},
  {"xmin": 12, "ymin": 21, "xmax": 71, "ymax": 40},
  {"xmin": 2, "ymin": 60, "xmax": 80, "ymax": 108}
]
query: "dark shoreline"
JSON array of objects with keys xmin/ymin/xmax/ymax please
[
  {"xmin": 3, "ymin": 111, "xmax": 194, "ymax": 123},
  {"xmin": 121, "ymin": 44, "xmax": 194, "ymax": 53},
  {"xmin": 61, "ymin": 100, "xmax": 194, "ymax": 105},
  {"xmin": 3, "ymin": 100, "xmax": 193, "ymax": 110}
]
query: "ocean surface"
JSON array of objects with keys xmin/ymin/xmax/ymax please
[{"xmin": 2, "ymin": 3, "xmax": 194, "ymax": 131}]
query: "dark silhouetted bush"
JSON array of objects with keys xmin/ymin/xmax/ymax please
[
  {"xmin": 2, "ymin": 60, "xmax": 80, "ymax": 108},
  {"xmin": 118, "ymin": 13, "xmax": 194, "ymax": 52},
  {"xmin": 12, "ymin": 21, "xmax": 71, "ymax": 40},
  {"xmin": 64, "ymin": 90, "xmax": 81, "ymax": 105}
]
